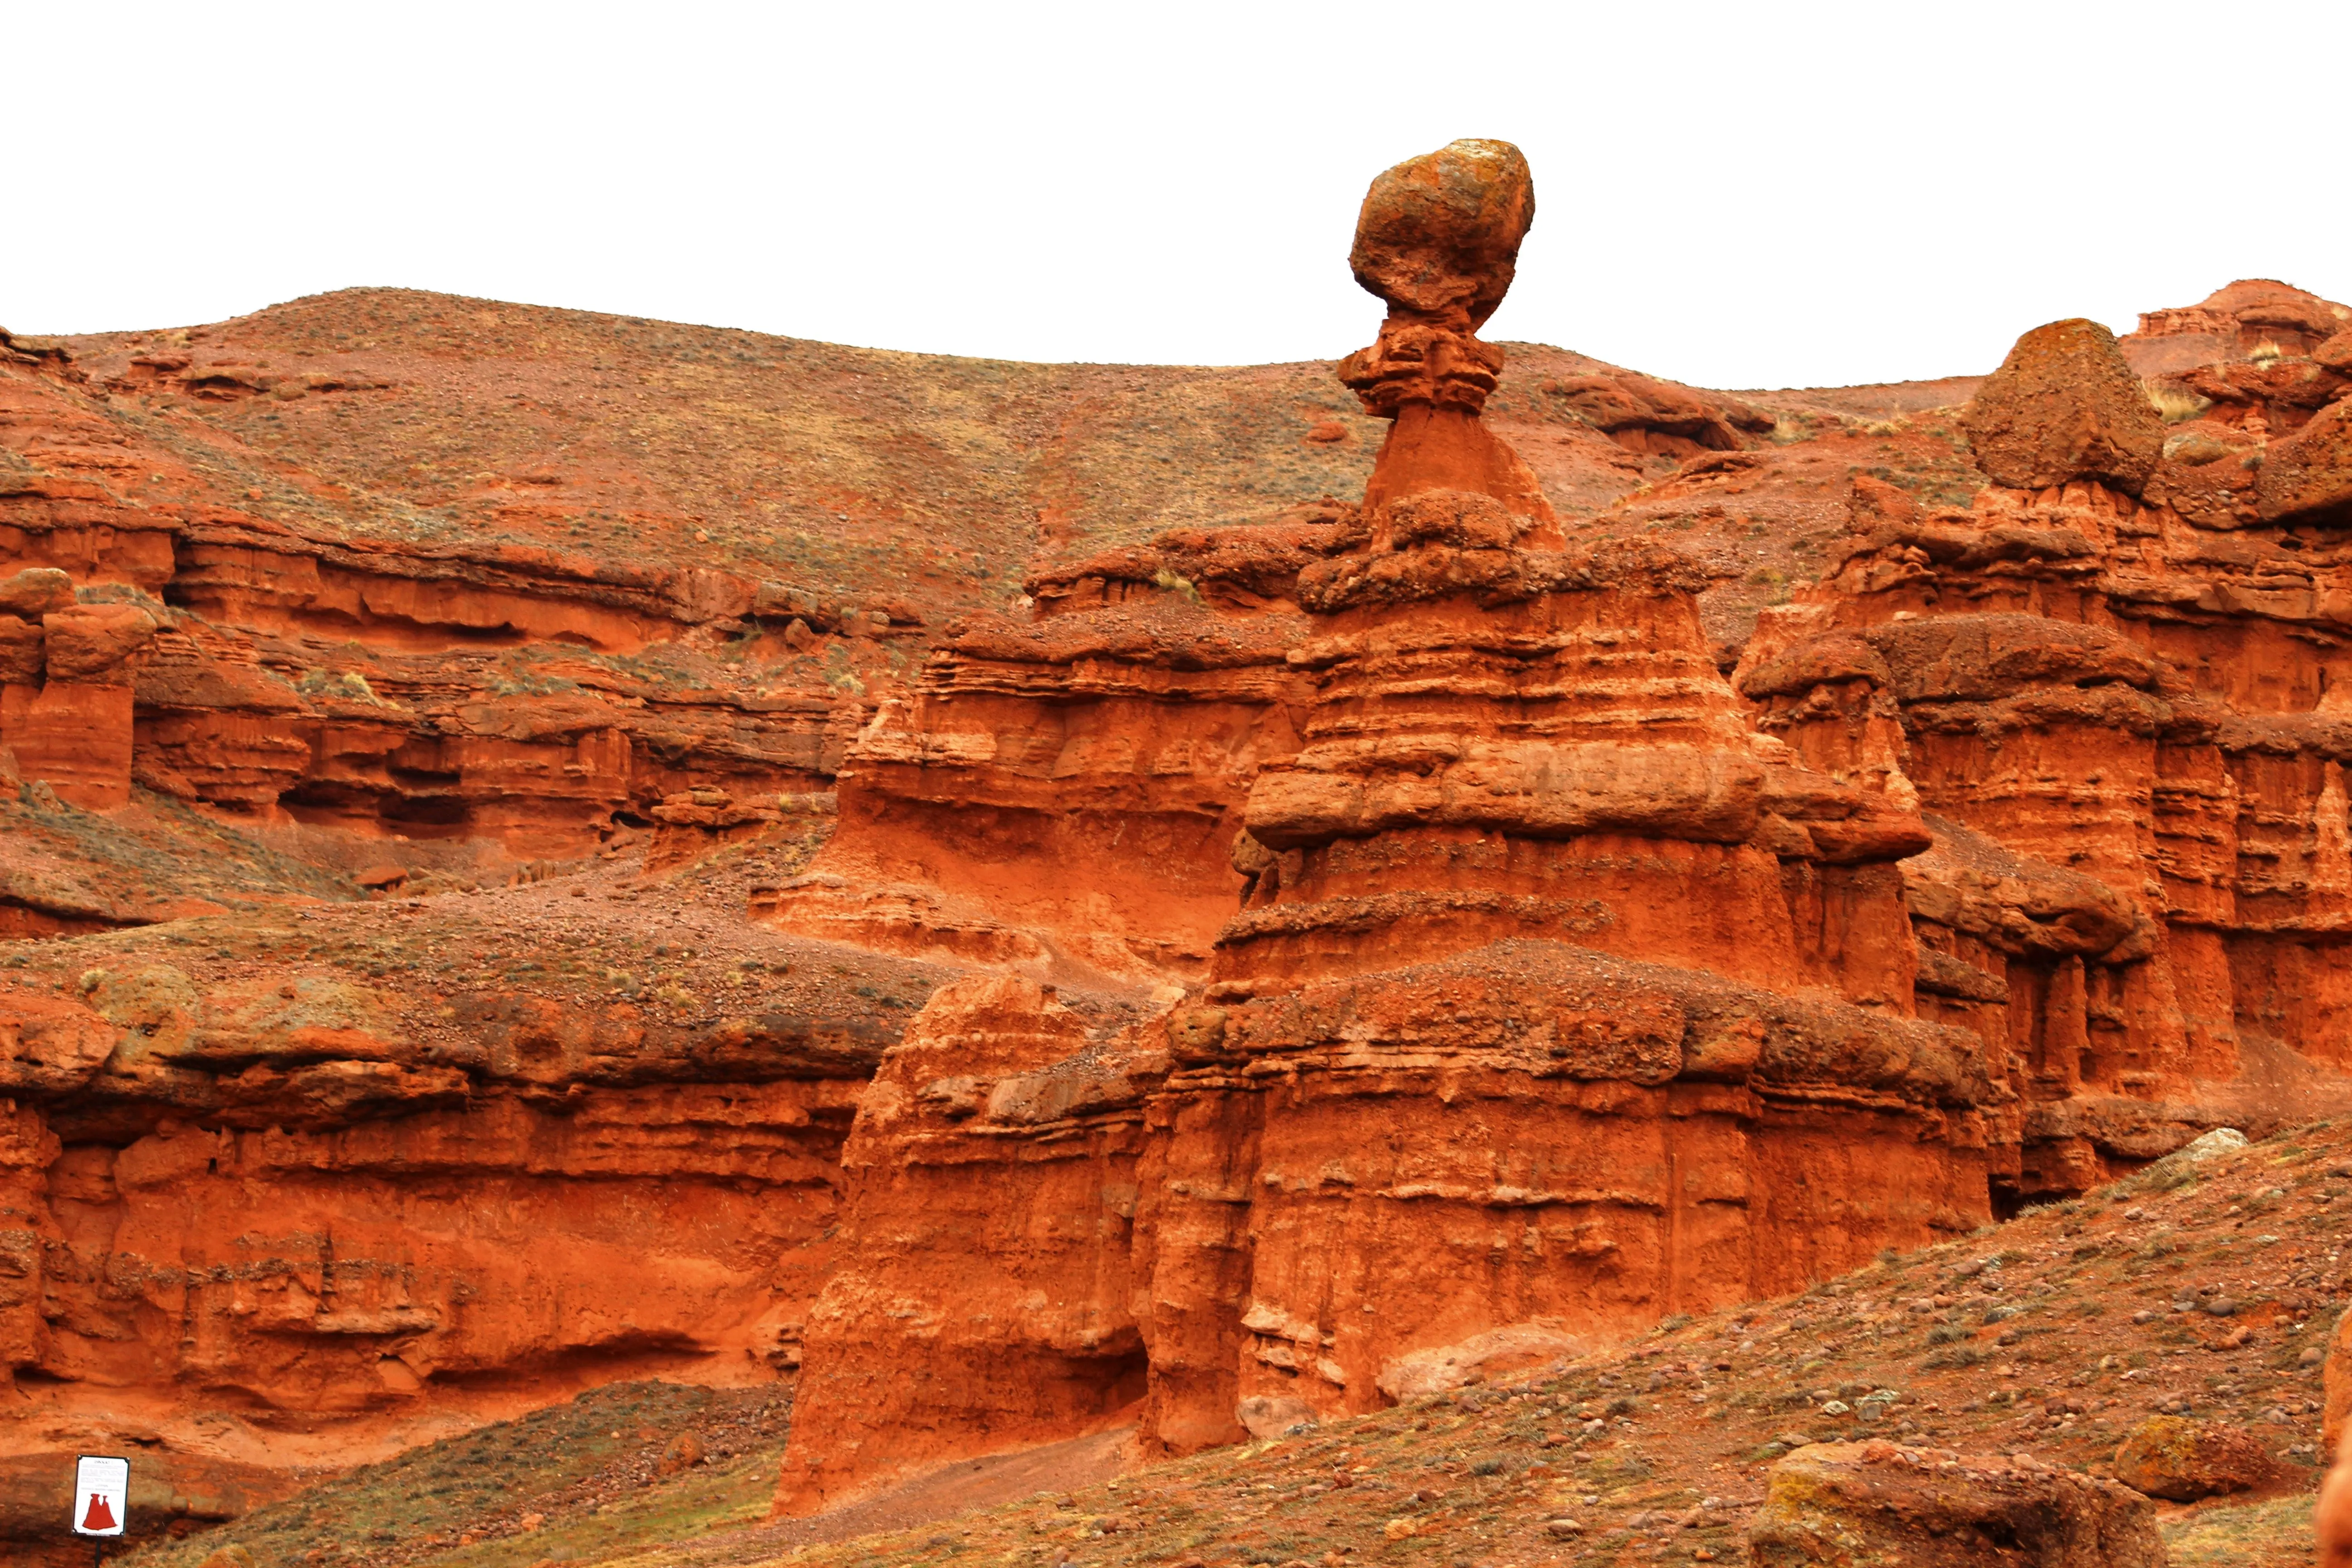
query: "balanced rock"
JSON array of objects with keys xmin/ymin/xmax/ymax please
[
  {"xmin": 1348, "ymin": 137, "xmax": 1534, "ymax": 330},
  {"xmin": 1962, "ymin": 318, "xmax": 2165, "ymax": 493},
  {"xmin": 0, "ymin": 566, "xmax": 74, "ymax": 618},
  {"xmin": 2111, "ymin": 1414, "xmax": 2282, "ymax": 1501},
  {"xmin": 1336, "ymin": 137, "xmax": 1554, "ymax": 523},
  {"xmin": 40, "ymin": 602, "xmax": 158, "ymax": 681},
  {"xmin": 1746, "ymin": 1441, "xmax": 2161, "ymax": 1567}
]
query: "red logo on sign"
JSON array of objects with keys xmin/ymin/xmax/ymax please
[{"xmin": 82, "ymin": 1492, "xmax": 116, "ymax": 1531}]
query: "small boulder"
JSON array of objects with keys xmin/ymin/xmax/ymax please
[
  {"xmin": 1373, "ymin": 1320, "xmax": 1583, "ymax": 1401},
  {"xmin": 0, "ymin": 567, "xmax": 75, "ymax": 618},
  {"xmin": 1235, "ymin": 1395, "xmax": 1317, "ymax": 1439},
  {"xmin": 2172, "ymin": 1126, "xmax": 2249, "ymax": 1162},
  {"xmin": 1746, "ymin": 1441, "xmax": 2161, "ymax": 1567},
  {"xmin": 2111, "ymin": 1415, "xmax": 2282, "ymax": 1501},
  {"xmin": 40, "ymin": 603, "xmax": 157, "ymax": 681},
  {"xmin": 1963, "ymin": 318, "xmax": 2165, "ymax": 493},
  {"xmin": 2324, "ymin": 1304, "xmax": 2352, "ymax": 1455},
  {"xmin": 658, "ymin": 1431, "xmax": 706, "ymax": 1474},
  {"xmin": 2257, "ymin": 397, "xmax": 2352, "ymax": 526}
]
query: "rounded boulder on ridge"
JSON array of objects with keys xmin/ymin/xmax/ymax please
[{"xmin": 1962, "ymin": 318, "xmax": 2166, "ymax": 493}]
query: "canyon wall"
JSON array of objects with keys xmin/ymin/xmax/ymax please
[
  {"xmin": 1740, "ymin": 307, "xmax": 2352, "ymax": 1200},
  {"xmin": 0, "ymin": 908, "xmax": 938, "ymax": 1553}
]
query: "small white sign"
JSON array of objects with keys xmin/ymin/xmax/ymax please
[{"xmin": 73, "ymin": 1455, "xmax": 128, "ymax": 1538}]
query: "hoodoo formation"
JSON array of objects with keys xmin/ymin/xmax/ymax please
[
  {"xmin": 1, "ymin": 134, "xmax": 2350, "ymax": 1566},
  {"xmin": 772, "ymin": 140, "xmax": 1997, "ymax": 1514}
]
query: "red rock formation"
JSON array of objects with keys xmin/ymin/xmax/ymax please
[
  {"xmin": 1, "ymin": 681, "xmax": 134, "ymax": 809},
  {"xmin": 2125, "ymin": 279, "xmax": 2352, "ymax": 374},
  {"xmin": 757, "ymin": 585, "xmax": 1317, "ymax": 980},
  {"xmin": 1740, "ymin": 309, "xmax": 2352, "ymax": 1201},
  {"xmin": 0, "ymin": 906, "xmax": 944, "ymax": 1526},
  {"xmin": 775, "ymin": 977, "xmax": 1152, "ymax": 1514},
  {"xmin": 0, "ymin": 357, "xmax": 882, "ymax": 858},
  {"xmin": 2259, "ymin": 397, "xmax": 2352, "ymax": 524},
  {"xmin": 1960, "ymin": 319, "xmax": 2164, "ymax": 494},
  {"xmin": 1218, "ymin": 516, "xmax": 1927, "ymax": 1003},
  {"xmin": 10, "ymin": 148, "xmax": 2352, "ymax": 1551},
  {"xmin": 774, "ymin": 139, "xmax": 2003, "ymax": 1517}
]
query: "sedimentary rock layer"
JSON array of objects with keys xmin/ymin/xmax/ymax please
[
  {"xmin": 0, "ymin": 894, "xmax": 950, "ymax": 1540},
  {"xmin": 1740, "ymin": 311, "xmax": 2352, "ymax": 1198},
  {"xmin": 0, "ymin": 361, "xmax": 878, "ymax": 843},
  {"xmin": 777, "ymin": 951, "xmax": 1994, "ymax": 1511}
]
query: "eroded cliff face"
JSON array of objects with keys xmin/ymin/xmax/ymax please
[
  {"xmin": 0, "ymin": 874, "xmax": 966, "ymax": 1553},
  {"xmin": 1740, "ymin": 307, "xmax": 2352, "ymax": 1203},
  {"xmin": 754, "ymin": 590, "xmax": 1315, "ymax": 980}
]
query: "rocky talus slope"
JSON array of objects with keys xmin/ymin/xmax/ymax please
[{"xmin": 3, "ymin": 129, "xmax": 2351, "ymax": 1566}]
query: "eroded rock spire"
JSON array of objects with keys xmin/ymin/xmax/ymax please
[{"xmin": 1338, "ymin": 139, "xmax": 1557, "ymax": 528}]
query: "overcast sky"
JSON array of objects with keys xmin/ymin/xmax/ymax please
[{"xmin": 14, "ymin": 2, "xmax": 2347, "ymax": 390}]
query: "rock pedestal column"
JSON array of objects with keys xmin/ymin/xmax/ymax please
[{"xmin": 1338, "ymin": 139, "xmax": 1558, "ymax": 533}]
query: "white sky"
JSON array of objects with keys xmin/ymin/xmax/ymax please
[{"xmin": 13, "ymin": 1, "xmax": 2348, "ymax": 390}]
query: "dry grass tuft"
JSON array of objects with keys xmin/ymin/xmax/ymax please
[{"xmin": 2147, "ymin": 382, "xmax": 2214, "ymax": 424}]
